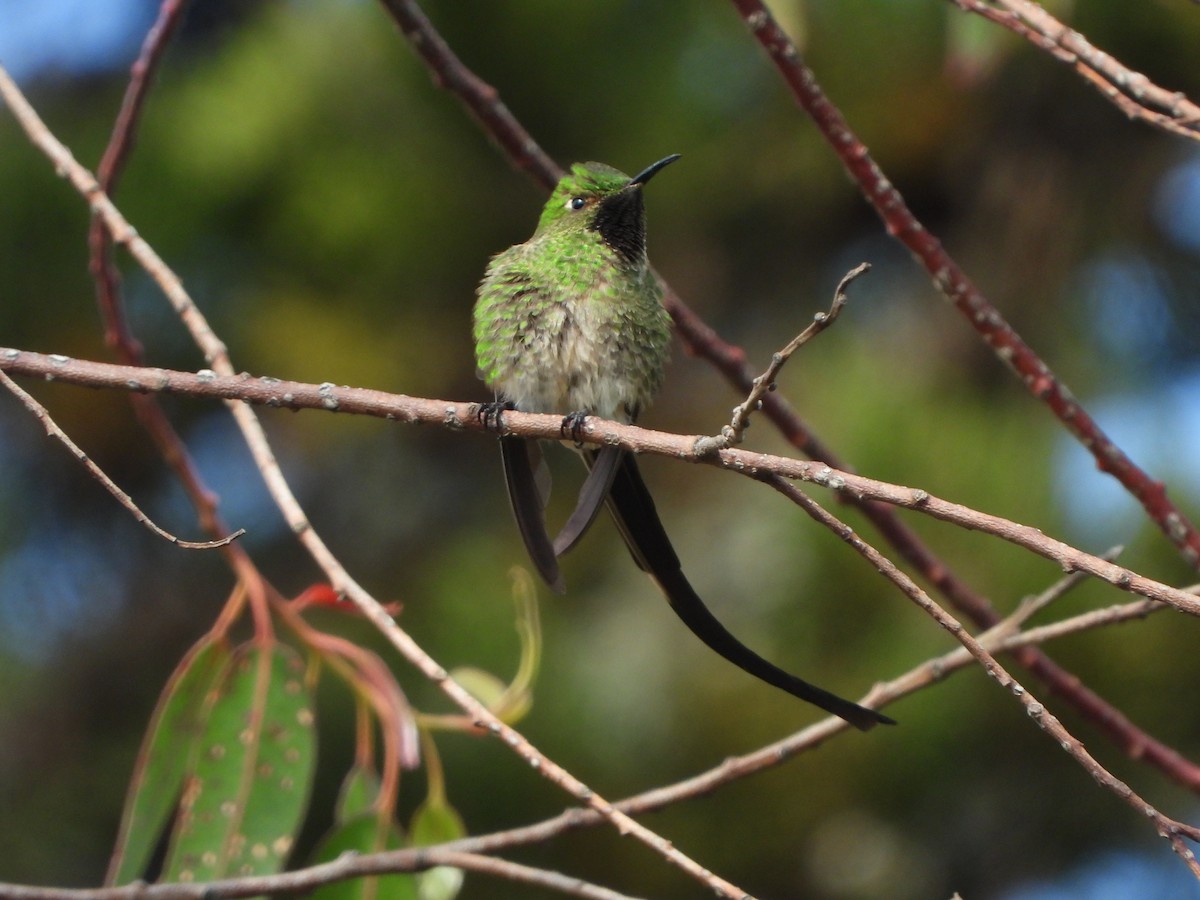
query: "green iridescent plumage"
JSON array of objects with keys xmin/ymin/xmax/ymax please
[{"xmin": 474, "ymin": 161, "xmax": 671, "ymax": 423}]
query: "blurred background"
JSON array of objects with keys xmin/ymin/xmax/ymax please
[{"xmin": 2, "ymin": 0, "xmax": 1200, "ymax": 897}]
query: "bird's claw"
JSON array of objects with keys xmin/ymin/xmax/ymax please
[
  {"xmin": 478, "ymin": 400, "xmax": 514, "ymax": 432},
  {"xmin": 560, "ymin": 410, "xmax": 590, "ymax": 447}
]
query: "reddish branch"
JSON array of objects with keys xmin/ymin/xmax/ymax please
[
  {"xmin": 81, "ymin": 0, "xmax": 240, "ymax": 549},
  {"xmin": 375, "ymin": 0, "xmax": 1200, "ymax": 792},
  {"xmin": 378, "ymin": 0, "xmax": 561, "ymax": 187},
  {"xmin": 89, "ymin": 0, "xmax": 191, "ymax": 353},
  {"xmin": 727, "ymin": 0, "xmax": 1200, "ymax": 568}
]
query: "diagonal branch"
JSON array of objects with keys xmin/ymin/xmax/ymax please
[
  {"xmin": 702, "ymin": 261, "xmax": 867, "ymax": 452},
  {"xmin": 0, "ymin": 370, "xmax": 239, "ymax": 550},
  {"xmin": 90, "ymin": 0, "xmax": 193, "ymax": 355},
  {"xmin": 949, "ymin": 0, "xmax": 1200, "ymax": 141},
  {"xmin": 378, "ymin": 0, "xmax": 560, "ymax": 186}
]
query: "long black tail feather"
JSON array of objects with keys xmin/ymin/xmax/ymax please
[
  {"xmin": 553, "ymin": 445, "xmax": 624, "ymax": 557},
  {"xmin": 500, "ymin": 437, "xmax": 565, "ymax": 594},
  {"xmin": 603, "ymin": 453, "xmax": 894, "ymax": 731}
]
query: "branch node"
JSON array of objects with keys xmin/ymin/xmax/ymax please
[{"xmin": 692, "ymin": 434, "xmax": 726, "ymax": 459}]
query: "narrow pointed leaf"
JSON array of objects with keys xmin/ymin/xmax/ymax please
[
  {"xmin": 106, "ymin": 635, "xmax": 232, "ymax": 885},
  {"xmin": 161, "ymin": 642, "xmax": 316, "ymax": 881}
]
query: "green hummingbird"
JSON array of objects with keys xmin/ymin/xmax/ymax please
[{"xmin": 473, "ymin": 156, "xmax": 893, "ymax": 731}]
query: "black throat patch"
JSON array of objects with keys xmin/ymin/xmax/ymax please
[{"xmin": 589, "ymin": 188, "xmax": 646, "ymax": 265}]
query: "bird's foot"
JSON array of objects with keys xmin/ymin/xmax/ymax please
[
  {"xmin": 478, "ymin": 400, "xmax": 514, "ymax": 432},
  {"xmin": 560, "ymin": 410, "xmax": 590, "ymax": 447}
]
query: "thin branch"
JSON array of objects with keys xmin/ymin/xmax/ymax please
[
  {"xmin": 0, "ymin": 849, "xmax": 642, "ymax": 900},
  {"xmin": 90, "ymin": 0, "xmax": 192, "ymax": 355},
  {"xmin": 754, "ymin": 472, "xmax": 1200, "ymax": 881},
  {"xmin": 0, "ymin": 67, "xmax": 751, "ymax": 900},
  {"xmin": 949, "ymin": 0, "xmax": 1200, "ymax": 141},
  {"xmin": 727, "ymin": 0, "xmax": 1200, "ymax": 569},
  {"xmin": 0, "ymin": 370, "xmax": 240, "ymax": 550},
  {"xmin": 699, "ymin": 262, "xmax": 868, "ymax": 454},
  {"xmin": 376, "ymin": 0, "xmax": 560, "ymax": 186},
  {"xmin": 1002, "ymin": 551, "xmax": 1118, "ymax": 630},
  {"xmin": 81, "ymin": 0, "xmax": 238, "ymax": 548},
  {"xmin": 415, "ymin": 852, "xmax": 643, "ymax": 900},
  {"xmin": 374, "ymin": 0, "xmax": 1200, "ymax": 793},
  {"xmin": 3, "ymin": 347, "xmax": 1199, "ymax": 623},
  {"xmin": 884, "ymin": 598, "xmax": 1168, "ymax": 705},
  {"xmin": 1000, "ymin": 596, "xmax": 1162, "ymax": 649}
]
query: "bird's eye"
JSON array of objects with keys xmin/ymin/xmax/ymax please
[{"xmin": 568, "ymin": 197, "xmax": 586, "ymax": 211}]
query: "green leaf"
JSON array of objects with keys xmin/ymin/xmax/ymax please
[
  {"xmin": 410, "ymin": 797, "xmax": 466, "ymax": 900},
  {"xmin": 446, "ymin": 666, "xmax": 506, "ymax": 709},
  {"xmin": 336, "ymin": 764, "xmax": 383, "ymax": 824},
  {"xmin": 161, "ymin": 642, "xmax": 317, "ymax": 881},
  {"xmin": 106, "ymin": 634, "xmax": 233, "ymax": 886},
  {"xmin": 310, "ymin": 815, "xmax": 416, "ymax": 900}
]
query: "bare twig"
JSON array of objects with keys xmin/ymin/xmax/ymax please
[
  {"xmin": 415, "ymin": 852, "xmax": 643, "ymax": 900},
  {"xmin": 0, "ymin": 66, "xmax": 752, "ymax": 900},
  {"xmin": 884, "ymin": 582, "xmax": 1174, "ymax": 704},
  {"xmin": 948, "ymin": 0, "xmax": 1200, "ymax": 141},
  {"xmin": 0, "ymin": 849, "xmax": 642, "ymax": 900},
  {"xmin": 754, "ymin": 472, "xmax": 1200, "ymax": 880},
  {"xmin": 983, "ymin": 546, "xmax": 1125, "ymax": 643},
  {"xmin": 0, "ymin": 369, "xmax": 240, "ymax": 550},
  {"xmin": 699, "ymin": 262, "xmax": 868, "ymax": 454},
  {"xmin": 727, "ymin": 0, "xmax": 1200, "ymax": 568},
  {"xmin": 375, "ymin": 0, "xmax": 1200, "ymax": 792}
]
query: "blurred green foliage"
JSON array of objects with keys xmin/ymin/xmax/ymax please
[{"xmin": 2, "ymin": 1, "xmax": 1200, "ymax": 897}]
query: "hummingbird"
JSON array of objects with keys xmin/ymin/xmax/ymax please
[{"xmin": 473, "ymin": 156, "xmax": 893, "ymax": 731}]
